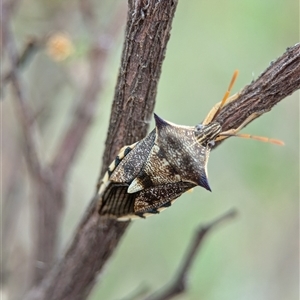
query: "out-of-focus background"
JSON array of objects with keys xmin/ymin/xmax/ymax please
[{"xmin": 2, "ymin": 0, "xmax": 299, "ymax": 299}]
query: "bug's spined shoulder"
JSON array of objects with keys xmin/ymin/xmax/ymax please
[{"xmin": 154, "ymin": 114, "xmax": 211, "ymax": 191}]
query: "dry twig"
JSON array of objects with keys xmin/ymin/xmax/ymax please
[
  {"xmin": 144, "ymin": 209, "xmax": 238, "ymax": 300},
  {"xmin": 1, "ymin": 37, "xmax": 40, "ymax": 91}
]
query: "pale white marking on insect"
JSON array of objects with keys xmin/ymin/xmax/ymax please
[
  {"xmin": 118, "ymin": 142, "xmax": 138, "ymax": 159},
  {"xmin": 127, "ymin": 179, "xmax": 143, "ymax": 193},
  {"xmin": 118, "ymin": 214, "xmax": 142, "ymax": 221},
  {"xmin": 98, "ymin": 143, "xmax": 138, "ymax": 195},
  {"xmin": 98, "ymin": 173, "xmax": 110, "ymax": 195}
]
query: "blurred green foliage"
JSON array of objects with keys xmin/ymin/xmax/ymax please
[{"xmin": 5, "ymin": 0, "xmax": 298, "ymax": 299}]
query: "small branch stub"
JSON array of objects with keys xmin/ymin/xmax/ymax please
[{"xmin": 144, "ymin": 209, "xmax": 238, "ymax": 300}]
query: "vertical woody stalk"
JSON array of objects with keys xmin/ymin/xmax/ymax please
[{"xmin": 26, "ymin": 1, "xmax": 179, "ymax": 299}]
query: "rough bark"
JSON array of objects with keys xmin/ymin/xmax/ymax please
[{"xmin": 214, "ymin": 44, "xmax": 300, "ymax": 142}]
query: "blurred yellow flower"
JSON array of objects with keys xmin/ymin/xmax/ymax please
[{"xmin": 46, "ymin": 32, "xmax": 74, "ymax": 61}]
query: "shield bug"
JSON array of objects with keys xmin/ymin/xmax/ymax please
[{"xmin": 97, "ymin": 71, "xmax": 283, "ymax": 220}]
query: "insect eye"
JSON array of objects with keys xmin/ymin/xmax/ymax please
[
  {"xmin": 195, "ymin": 124, "xmax": 203, "ymax": 132},
  {"xmin": 208, "ymin": 140, "xmax": 215, "ymax": 147}
]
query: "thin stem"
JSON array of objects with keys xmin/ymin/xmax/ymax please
[{"xmin": 144, "ymin": 209, "xmax": 237, "ymax": 300}]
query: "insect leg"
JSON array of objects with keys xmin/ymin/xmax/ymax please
[
  {"xmin": 202, "ymin": 92, "xmax": 240, "ymax": 125},
  {"xmin": 215, "ymin": 112, "xmax": 263, "ymax": 141},
  {"xmin": 134, "ymin": 182, "xmax": 196, "ymax": 217}
]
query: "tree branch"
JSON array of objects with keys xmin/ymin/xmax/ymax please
[
  {"xmin": 25, "ymin": 1, "xmax": 179, "ymax": 299},
  {"xmin": 214, "ymin": 43, "xmax": 300, "ymax": 147},
  {"xmin": 50, "ymin": 2, "xmax": 127, "ymax": 183},
  {"xmin": 144, "ymin": 209, "xmax": 237, "ymax": 300},
  {"xmin": 1, "ymin": 37, "xmax": 40, "ymax": 93},
  {"xmin": 2, "ymin": 13, "xmax": 45, "ymax": 184},
  {"xmin": 101, "ymin": 0, "xmax": 177, "ymax": 174}
]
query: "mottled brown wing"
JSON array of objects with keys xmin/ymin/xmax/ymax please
[
  {"xmin": 134, "ymin": 181, "xmax": 196, "ymax": 215},
  {"xmin": 99, "ymin": 180, "xmax": 195, "ymax": 219},
  {"xmin": 98, "ymin": 130, "xmax": 157, "ymax": 218},
  {"xmin": 109, "ymin": 130, "xmax": 156, "ymax": 183}
]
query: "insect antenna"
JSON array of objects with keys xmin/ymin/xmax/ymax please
[{"xmin": 218, "ymin": 132, "xmax": 284, "ymax": 145}]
